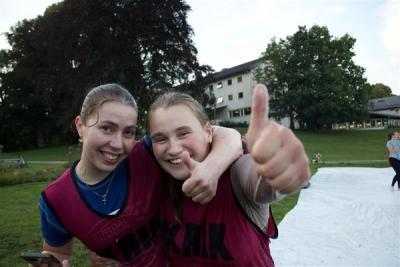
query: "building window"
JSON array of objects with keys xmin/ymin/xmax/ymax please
[
  {"xmin": 216, "ymin": 96, "xmax": 224, "ymax": 104},
  {"xmin": 237, "ymin": 76, "xmax": 242, "ymax": 82},
  {"xmin": 238, "ymin": 92, "xmax": 243, "ymax": 99},
  {"xmin": 217, "ymin": 82, "xmax": 223, "ymax": 89},
  {"xmin": 227, "ymin": 79, "xmax": 232, "ymax": 86},
  {"xmin": 209, "ymin": 85, "xmax": 213, "ymax": 91},
  {"xmin": 229, "ymin": 108, "xmax": 251, "ymax": 118},
  {"xmin": 229, "ymin": 109, "xmax": 241, "ymax": 118},
  {"xmin": 228, "ymin": 94, "xmax": 233, "ymax": 101}
]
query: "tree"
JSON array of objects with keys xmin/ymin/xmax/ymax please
[
  {"xmin": 367, "ymin": 83, "xmax": 392, "ymax": 99},
  {"xmin": 0, "ymin": 0, "xmax": 208, "ymax": 150},
  {"xmin": 255, "ymin": 25, "xmax": 369, "ymax": 130}
]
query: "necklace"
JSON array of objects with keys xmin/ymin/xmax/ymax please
[{"xmin": 83, "ymin": 171, "xmax": 116, "ymax": 205}]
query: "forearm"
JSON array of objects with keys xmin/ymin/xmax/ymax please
[
  {"xmin": 231, "ymin": 154, "xmax": 276, "ymax": 204},
  {"xmin": 88, "ymin": 250, "xmax": 120, "ymax": 267},
  {"xmin": 205, "ymin": 126, "xmax": 242, "ymax": 177},
  {"xmin": 255, "ymin": 178, "xmax": 286, "ymax": 203},
  {"xmin": 43, "ymin": 239, "xmax": 73, "ymax": 263}
]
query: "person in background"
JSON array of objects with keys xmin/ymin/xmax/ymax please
[
  {"xmin": 35, "ymin": 83, "xmax": 242, "ymax": 267},
  {"xmin": 387, "ymin": 131, "xmax": 400, "ymax": 191},
  {"xmin": 147, "ymin": 84, "xmax": 310, "ymax": 266}
]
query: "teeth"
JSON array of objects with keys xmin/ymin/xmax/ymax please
[
  {"xmin": 104, "ymin": 152, "xmax": 118, "ymax": 160},
  {"xmin": 169, "ymin": 158, "xmax": 182, "ymax": 164}
]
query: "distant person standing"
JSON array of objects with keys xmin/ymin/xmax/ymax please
[{"xmin": 386, "ymin": 132, "xmax": 400, "ymax": 191}]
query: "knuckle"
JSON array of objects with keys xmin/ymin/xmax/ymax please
[
  {"xmin": 256, "ymin": 164, "xmax": 271, "ymax": 178},
  {"xmin": 252, "ymin": 147, "xmax": 265, "ymax": 162},
  {"xmin": 281, "ymin": 125, "xmax": 293, "ymax": 136},
  {"xmin": 292, "ymin": 139, "xmax": 303, "ymax": 151},
  {"xmin": 198, "ymin": 183, "xmax": 209, "ymax": 190}
]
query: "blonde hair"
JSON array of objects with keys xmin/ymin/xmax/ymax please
[
  {"xmin": 80, "ymin": 83, "xmax": 137, "ymax": 126},
  {"xmin": 147, "ymin": 91, "xmax": 209, "ymax": 131}
]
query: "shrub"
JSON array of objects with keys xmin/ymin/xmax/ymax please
[
  {"xmin": 219, "ymin": 120, "xmax": 249, "ymax": 128},
  {"xmin": 0, "ymin": 164, "xmax": 65, "ymax": 186}
]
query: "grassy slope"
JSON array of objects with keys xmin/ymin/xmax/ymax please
[{"xmin": 295, "ymin": 130, "xmax": 387, "ymax": 161}]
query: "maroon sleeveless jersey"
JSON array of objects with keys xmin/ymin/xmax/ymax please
[
  {"xmin": 161, "ymin": 169, "xmax": 276, "ymax": 267},
  {"xmin": 43, "ymin": 141, "xmax": 167, "ymax": 266}
]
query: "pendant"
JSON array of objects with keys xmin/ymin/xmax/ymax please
[{"xmin": 102, "ymin": 196, "xmax": 107, "ymax": 205}]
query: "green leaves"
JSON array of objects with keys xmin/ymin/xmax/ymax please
[
  {"xmin": 255, "ymin": 25, "xmax": 369, "ymax": 130},
  {"xmin": 0, "ymin": 0, "xmax": 207, "ymax": 150},
  {"xmin": 367, "ymin": 83, "xmax": 393, "ymax": 99}
]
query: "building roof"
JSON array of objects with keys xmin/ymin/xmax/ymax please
[
  {"xmin": 368, "ymin": 95, "xmax": 400, "ymax": 111},
  {"xmin": 208, "ymin": 59, "xmax": 261, "ymax": 82}
]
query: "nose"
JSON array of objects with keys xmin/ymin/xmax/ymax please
[
  {"xmin": 167, "ymin": 139, "xmax": 183, "ymax": 156},
  {"xmin": 109, "ymin": 133, "xmax": 123, "ymax": 150}
]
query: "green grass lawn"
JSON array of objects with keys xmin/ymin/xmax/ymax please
[
  {"xmin": 0, "ymin": 144, "xmax": 81, "ymax": 161},
  {"xmin": 0, "ymin": 182, "xmax": 90, "ymax": 266},
  {"xmin": 295, "ymin": 129, "xmax": 388, "ymax": 161},
  {"xmin": 0, "ymin": 129, "xmax": 391, "ymax": 265}
]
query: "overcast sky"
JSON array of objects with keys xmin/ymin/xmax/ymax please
[{"xmin": 1, "ymin": 0, "xmax": 399, "ymax": 94}]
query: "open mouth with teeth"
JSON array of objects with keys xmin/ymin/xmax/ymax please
[
  {"xmin": 102, "ymin": 151, "xmax": 120, "ymax": 163},
  {"xmin": 169, "ymin": 158, "xmax": 182, "ymax": 164}
]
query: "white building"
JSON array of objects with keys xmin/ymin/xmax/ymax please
[
  {"xmin": 367, "ymin": 95, "xmax": 400, "ymax": 127},
  {"xmin": 205, "ymin": 59, "xmax": 291, "ymax": 127},
  {"xmin": 332, "ymin": 95, "xmax": 400, "ymax": 129},
  {"xmin": 205, "ymin": 59, "xmax": 400, "ymax": 130}
]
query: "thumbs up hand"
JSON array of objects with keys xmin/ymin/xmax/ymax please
[
  {"xmin": 245, "ymin": 84, "xmax": 310, "ymax": 194},
  {"xmin": 181, "ymin": 151, "xmax": 219, "ymax": 204}
]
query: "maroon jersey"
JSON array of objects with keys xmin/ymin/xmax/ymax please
[
  {"xmin": 161, "ymin": 169, "xmax": 276, "ymax": 267},
  {"xmin": 43, "ymin": 141, "xmax": 167, "ymax": 266}
]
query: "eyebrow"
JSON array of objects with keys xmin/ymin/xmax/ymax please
[
  {"xmin": 175, "ymin": 126, "xmax": 191, "ymax": 131},
  {"xmin": 150, "ymin": 133, "xmax": 164, "ymax": 139},
  {"xmin": 101, "ymin": 120, "xmax": 137, "ymax": 129}
]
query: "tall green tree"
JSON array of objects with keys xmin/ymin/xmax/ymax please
[
  {"xmin": 255, "ymin": 25, "xmax": 369, "ymax": 130},
  {"xmin": 367, "ymin": 83, "xmax": 392, "ymax": 99},
  {"xmin": 0, "ymin": 0, "xmax": 208, "ymax": 150}
]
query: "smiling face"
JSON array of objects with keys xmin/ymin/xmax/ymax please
[
  {"xmin": 76, "ymin": 101, "xmax": 137, "ymax": 180},
  {"xmin": 149, "ymin": 104, "xmax": 212, "ymax": 180}
]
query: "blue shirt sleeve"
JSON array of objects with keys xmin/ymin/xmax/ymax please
[
  {"xmin": 143, "ymin": 134, "xmax": 153, "ymax": 150},
  {"xmin": 39, "ymin": 196, "xmax": 73, "ymax": 247},
  {"xmin": 387, "ymin": 140, "xmax": 393, "ymax": 148}
]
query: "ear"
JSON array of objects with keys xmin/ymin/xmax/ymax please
[
  {"xmin": 75, "ymin": 116, "xmax": 84, "ymax": 139},
  {"xmin": 204, "ymin": 121, "xmax": 213, "ymax": 144}
]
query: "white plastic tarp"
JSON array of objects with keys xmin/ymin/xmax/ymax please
[{"xmin": 270, "ymin": 167, "xmax": 400, "ymax": 267}]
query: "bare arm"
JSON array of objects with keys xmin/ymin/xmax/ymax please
[
  {"xmin": 181, "ymin": 125, "xmax": 242, "ymax": 204},
  {"xmin": 205, "ymin": 126, "xmax": 242, "ymax": 178},
  {"xmin": 229, "ymin": 155, "xmax": 271, "ymax": 232},
  {"xmin": 245, "ymin": 84, "xmax": 310, "ymax": 196},
  {"xmin": 40, "ymin": 239, "xmax": 73, "ymax": 266},
  {"xmin": 231, "ymin": 154, "xmax": 276, "ymax": 202},
  {"xmin": 388, "ymin": 146, "xmax": 396, "ymax": 154},
  {"xmin": 88, "ymin": 250, "xmax": 120, "ymax": 267}
]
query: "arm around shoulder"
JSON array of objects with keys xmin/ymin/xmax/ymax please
[
  {"xmin": 206, "ymin": 125, "xmax": 243, "ymax": 174},
  {"xmin": 181, "ymin": 126, "xmax": 243, "ymax": 204}
]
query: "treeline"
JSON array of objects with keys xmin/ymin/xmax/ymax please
[
  {"xmin": 0, "ymin": 0, "xmax": 212, "ymax": 151},
  {"xmin": 255, "ymin": 25, "xmax": 392, "ymax": 130},
  {"xmin": 0, "ymin": 1, "xmax": 392, "ymax": 151}
]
